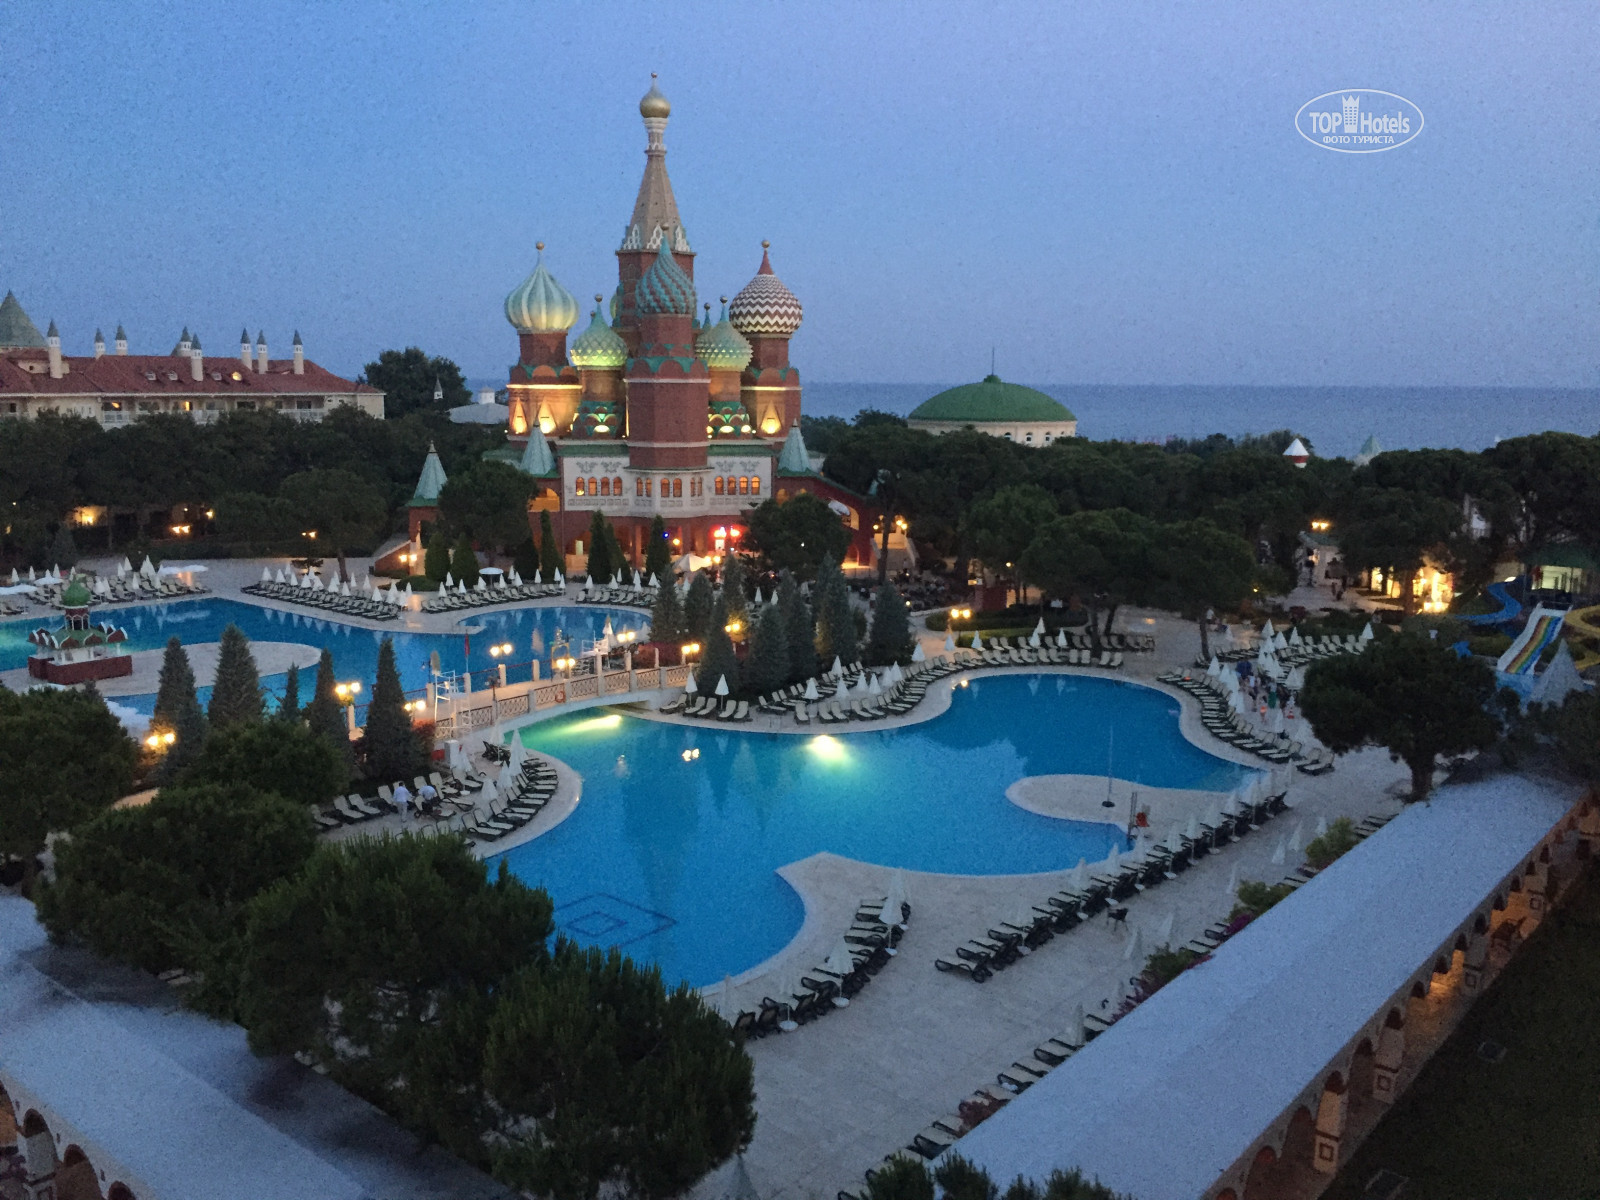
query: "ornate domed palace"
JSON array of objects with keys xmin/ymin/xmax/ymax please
[
  {"xmin": 470, "ymin": 78, "xmax": 876, "ymax": 570},
  {"xmin": 907, "ymin": 374, "xmax": 1077, "ymax": 445}
]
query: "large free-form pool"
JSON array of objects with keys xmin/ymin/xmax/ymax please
[
  {"xmin": 0, "ymin": 597, "xmax": 648, "ymax": 713},
  {"xmin": 499, "ymin": 673, "xmax": 1253, "ymax": 986}
]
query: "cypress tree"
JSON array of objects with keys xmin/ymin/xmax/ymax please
[
  {"xmin": 585, "ymin": 510, "xmax": 614, "ymax": 584},
  {"xmin": 538, "ymin": 510, "xmax": 562, "ymax": 580},
  {"xmin": 643, "ymin": 514, "xmax": 672, "ymax": 585},
  {"xmin": 450, "ymin": 535, "xmax": 480, "ymax": 587},
  {"xmin": 745, "ymin": 602, "xmax": 790, "ymax": 698},
  {"xmin": 683, "ymin": 573, "xmax": 714, "ymax": 643},
  {"xmin": 778, "ymin": 571, "xmax": 816, "ymax": 684},
  {"xmin": 278, "ymin": 663, "xmax": 301, "ymax": 721},
  {"xmin": 304, "ymin": 648, "xmax": 352, "ymax": 772},
  {"xmin": 424, "ymin": 530, "xmax": 451, "ymax": 581},
  {"xmin": 151, "ymin": 637, "xmax": 207, "ymax": 779},
  {"xmin": 207, "ymin": 623, "xmax": 263, "ymax": 728},
  {"xmin": 649, "ymin": 573, "xmax": 686, "ymax": 646},
  {"xmin": 361, "ymin": 637, "xmax": 425, "ymax": 783},
  {"xmin": 696, "ymin": 595, "xmax": 740, "ymax": 698},
  {"xmin": 720, "ymin": 553, "xmax": 750, "ymax": 634},
  {"xmin": 605, "ymin": 519, "xmax": 629, "ymax": 582},
  {"xmin": 512, "ymin": 535, "xmax": 539, "ymax": 581},
  {"xmin": 814, "ymin": 554, "xmax": 859, "ymax": 667},
  {"xmin": 865, "ymin": 582, "xmax": 913, "ymax": 666}
]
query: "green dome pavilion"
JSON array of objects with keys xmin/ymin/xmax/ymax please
[{"xmin": 907, "ymin": 375, "xmax": 1077, "ymax": 444}]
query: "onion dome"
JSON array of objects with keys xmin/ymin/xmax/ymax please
[
  {"xmin": 570, "ymin": 296, "xmax": 629, "ymax": 370},
  {"xmin": 640, "ymin": 76, "xmax": 670, "ymax": 119},
  {"xmin": 60, "ymin": 576, "xmax": 92, "ymax": 608},
  {"xmin": 695, "ymin": 299, "xmax": 752, "ymax": 370},
  {"xmin": 504, "ymin": 243, "xmax": 580, "ymax": 333},
  {"xmin": 635, "ymin": 234, "xmax": 696, "ymax": 316},
  {"xmin": 728, "ymin": 241, "xmax": 802, "ymax": 337}
]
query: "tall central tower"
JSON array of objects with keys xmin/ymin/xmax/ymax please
[{"xmin": 615, "ymin": 76, "xmax": 695, "ymax": 348}]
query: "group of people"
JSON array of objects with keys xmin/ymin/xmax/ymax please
[{"xmin": 390, "ymin": 779, "xmax": 442, "ymax": 819}]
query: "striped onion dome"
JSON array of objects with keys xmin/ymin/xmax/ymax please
[
  {"xmin": 569, "ymin": 297, "xmax": 629, "ymax": 369},
  {"xmin": 728, "ymin": 241, "xmax": 802, "ymax": 336},
  {"xmin": 635, "ymin": 233, "xmax": 696, "ymax": 316},
  {"xmin": 694, "ymin": 300, "xmax": 752, "ymax": 370},
  {"xmin": 504, "ymin": 244, "xmax": 580, "ymax": 333}
]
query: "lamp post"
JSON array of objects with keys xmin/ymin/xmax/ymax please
[
  {"xmin": 868, "ymin": 467, "xmax": 895, "ymax": 586},
  {"xmin": 143, "ymin": 729, "xmax": 176, "ymax": 753},
  {"xmin": 618, "ymin": 628, "xmax": 637, "ymax": 674},
  {"xmin": 488, "ymin": 641, "xmax": 514, "ymax": 687},
  {"xmin": 334, "ymin": 680, "xmax": 362, "ymax": 736}
]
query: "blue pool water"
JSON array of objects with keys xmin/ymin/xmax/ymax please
[
  {"xmin": 499, "ymin": 673, "xmax": 1253, "ymax": 986},
  {"xmin": 0, "ymin": 598, "xmax": 648, "ymax": 714}
]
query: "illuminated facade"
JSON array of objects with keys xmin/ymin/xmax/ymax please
[{"xmin": 491, "ymin": 79, "xmax": 874, "ymax": 571}]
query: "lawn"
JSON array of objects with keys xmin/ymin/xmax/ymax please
[{"xmin": 1325, "ymin": 861, "xmax": 1600, "ymax": 1200}]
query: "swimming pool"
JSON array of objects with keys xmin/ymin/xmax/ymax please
[
  {"xmin": 499, "ymin": 673, "xmax": 1253, "ymax": 986},
  {"xmin": 0, "ymin": 598, "xmax": 648, "ymax": 714}
]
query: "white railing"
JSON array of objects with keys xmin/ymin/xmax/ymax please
[{"xmin": 429, "ymin": 666, "xmax": 679, "ymax": 739}]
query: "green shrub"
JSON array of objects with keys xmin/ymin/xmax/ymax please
[
  {"xmin": 1402, "ymin": 613, "xmax": 1470, "ymax": 646},
  {"xmin": 1469, "ymin": 633, "xmax": 1512, "ymax": 658},
  {"xmin": 1304, "ymin": 816, "xmax": 1360, "ymax": 870},
  {"xmin": 1140, "ymin": 944, "xmax": 1202, "ymax": 992},
  {"xmin": 1230, "ymin": 879, "xmax": 1295, "ymax": 921}
]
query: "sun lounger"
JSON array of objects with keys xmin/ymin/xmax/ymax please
[
  {"xmin": 347, "ymin": 792, "xmax": 384, "ymax": 817},
  {"xmin": 310, "ymin": 805, "xmax": 342, "ymax": 831},
  {"xmin": 909, "ymin": 1125, "xmax": 959, "ymax": 1159}
]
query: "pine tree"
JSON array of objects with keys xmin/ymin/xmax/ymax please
[
  {"xmin": 450, "ymin": 535, "xmax": 480, "ymax": 587},
  {"xmin": 151, "ymin": 637, "xmax": 207, "ymax": 780},
  {"xmin": 512, "ymin": 535, "xmax": 539, "ymax": 581},
  {"xmin": 745, "ymin": 602, "xmax": 790, "ymax": 698},
  {"xmin": 424, "ymin": 530, "xmax": 451, "ymax": 581},
  {"xmin": 720, "ymin": 553, "xmax": 750, "ymax": 633},
  {"xmin": 683, "ymin": 573, "xmax": 714, "ymax": 643},
  {"xmin": 866, "ymin": 583, "xmax": 913, "ymax": 667},
  {"xmin": 361, "ymin": 637, "xmax": 425, "ymax": 783},
  {"xmin": 304, "ymin": 648, "xmax": 352, "ymax": 772},
  {"xmin": 778, "ymin": 571, "xmax": 816, "ymax": 684},
  {"xmin": 696, "ymin": 595, "xmax": 740, "ymax": 698},
  {"xmin": 278, "ymin": 663, "xmax": 301, "ymax": 721},
  {"xmin": 649, "ymin": 574, "xmax": 686, "ymax": 647},
  {"xmin": 208, "ymin": 623, "xmax": 263, "ymax": 728},
  {"xmin": 538, "ymin": 510, "xmax": 562, "ymax": 580},
  {"xmin": 585, "ymin": 511, "xmax": 614, "ymax": 584},
  {"xmin": 605, "ymin": 519, "xmax": 629, "ymax": 582},
  {"xmin": 643, "ymin": 514, "xmax": 672, "ymax": 585}
]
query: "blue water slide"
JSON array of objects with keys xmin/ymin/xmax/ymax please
[{"xmin": 1459, "ymin": 580, "xmax": 1523, "ymax": 628}]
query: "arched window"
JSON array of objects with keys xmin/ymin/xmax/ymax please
[
  {"xmin": 589, "ymin": 477, "xmax": 599, "ymax": 496},
  {"xmin": 672, "ymin": 478, "xmax": 682, "ymax": 498},
  {"xmin": 645, "ymin": 477, "xmax": 653, "ymax": 496},
  {"xmin": 575, "ymin": 477, "xmax": 587, "ymax": 496},
  {"xmin": 636, "ymin": 477, "xmax": 644, "ymax": 497},
  {"xmin": 715, "ymin": 476, "xmax": 725, "ymax": 495},
  {"xmin": 613, "ymin": 476, "xmax": 623, "ymax": 496},
  {"xmin": 599, "ymin": 477, "xmax": 611, "ymax": 497},
  {"xmin": 739, "ymin": 476, "xmax": 750, "ymax": 494},
  {"xmin": 750, "ymin": 476, "xmax": 761, "ymax": 496}
]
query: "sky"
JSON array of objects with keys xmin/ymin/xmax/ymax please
[{"xmin": 2, "ymin": 1, "xmax": 1596, "ymax": 387}]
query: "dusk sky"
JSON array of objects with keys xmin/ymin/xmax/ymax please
[{"xmin": 4, "ymin": 1, "xmax": 1596, "ymax": 387}]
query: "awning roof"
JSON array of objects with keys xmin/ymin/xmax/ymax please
[{"xmin": 950, "ymin": 776, "xmax": 1577, "ymax": 1199}]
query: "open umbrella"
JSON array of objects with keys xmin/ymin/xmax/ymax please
[{"xmin": 714, "ymin": 674, "xmax": 730, "ymax": 697}]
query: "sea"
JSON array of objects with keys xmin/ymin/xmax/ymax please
[{"xmin": 465, "ymin": 380, "xmax": 1600, "ymax": 459}]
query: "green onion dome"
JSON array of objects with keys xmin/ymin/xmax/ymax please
[
  {"xmin": 504, "ymin": 243, "xmax": 580, "ymax": 334},
  {"xmin": 694, "ymin": 300, "xmax": 752, "ymax": 371},
  {"xmin": 728, "ymin": 242, "xmax": 802, "ymax": 336},
  {"xmin": 569, "ymin": 297, "xmax": 629, "ymax": 370},
  {"xmin": 60, "ymin": 576, "xmax": 92, "ymax": 607},
  {"xmin": 635, "ymin": 234, "xmax": 696, "ymax": 317}
]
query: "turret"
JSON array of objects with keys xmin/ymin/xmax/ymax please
[
  {"xmin": 190, "ymin": 334, "xmax": 204, "ymax": 382},
  {"xmin": 93, "ymin": 329, "xmax": 106, "ymax": 359},
  {"xmin": 239, "ymin": 327, "xmax": 252, "ymax": 368},
  {"xmin": 730, "ymin": 242, "xmax": 804, "ymax": 435},
  {"xmin": 615, "ymin": 76, "xmax": 694, "ymax": 350},
  {"xmin": 46, "ymin": 320, "xmax": 63, "ymax": 379},
  {"xmin": 255, "ymin": 331, "xmax": 267, "ymax": 373},
  {"xmin": 292, "ymin": 330, "xmax": 304, "ymax": 375},
  {"xmin": 114, "ymin": 324, "xmax": 127, "ymax": 355}
]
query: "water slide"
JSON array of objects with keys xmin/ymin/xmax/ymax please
[
  {"xmin": 1563, "ymin": 604, "xmax": 1600, "ymax": 671},
  {"xmin": 1460, "ymin": 580, "xmax": 1523, "ymax": 628},
  {"xmin": 1497, "ymin": 605, "xmax": 1566, "ymax": 675}
]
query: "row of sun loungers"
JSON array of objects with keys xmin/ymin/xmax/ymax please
[
  {"xmin": 935, "ymin": 791, "xmax": 1289, "ymax": 984},
  {"xmin": 310, "ymin": 768, "xmax": 484, "ymax": 829},
  {"xmin": 421, "ymin": 581, "xmax": 565, "ymax": 613},
  {"xmin": 1161, "ymin": 671, "xmax": 1336, "ymax": 771},
  {"xmin": 1209, "ymin": 632, "xmax": 1366, "ymax": 666},
  {"xmin": 575, "ymin": 585, "xmax": 656, "ymax": 608},
  {"xmin": 244, "ymin": 579, "xmax": 398, "ymax": 621},
  {"xmin": 973, "ymin": 645, "xmax": 1125, "ymax": 669},
  {"xmin": 739, "ymin": 895, "xmax": 912, "ymax": 1039}
]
